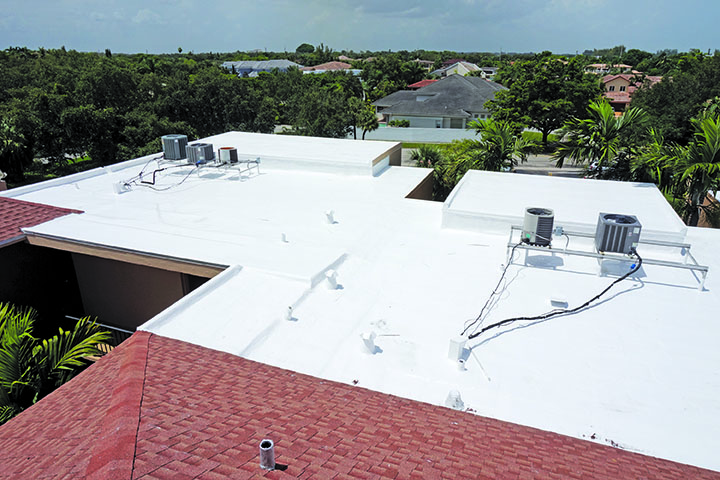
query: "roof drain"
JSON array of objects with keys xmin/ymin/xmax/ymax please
[{"xmin": 259, "ymin": 439, "xmax": 275, "ymax": 471}]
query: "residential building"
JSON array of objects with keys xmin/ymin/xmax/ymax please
[
  {"xmin": 1, "ymin": 131, "xmax": 719, "ymax": 477},
  {"xmin": 406, "ymin": 79, "xmax": 438, "ymax": 89},
  {"xmin": 603, "ymin": 73, "xmax": 662, "ymax": 113},
  {"xmin": 585, "ymin": 63, "xmax": 633, "ymax": 75},
  {"xmin": 300, "ymin": 61, "xmax": 361, "ymax": 75},
  {"xmin": 373, "ymin": 74, "xmax": 506, "ymax": 128},
  {"xmin": 221, "ymin": 60, "xmax": 302, "ymax": 77},
  {"xmin": 431, "ymin": 60, "xmax": 481, "ymax": 77}
]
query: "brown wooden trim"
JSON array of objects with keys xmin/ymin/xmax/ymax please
[
  {"xmin": 371, "ymin": 144, "xmax": 402, "ymax": 167},
  {"xmin": 405, "ymin": 171, "xmax": 435, "ymax": 201},
  {"xmin": 26, "ymin": 235, "xmax": 225, "ymax": 278}
]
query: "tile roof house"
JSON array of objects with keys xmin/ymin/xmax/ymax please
[
  {"xmin": 301, "ymin": 61, "xmax": 352, "ymax": 72},
  {"xmin": 406, "ymin": 79, "xmax": 438, "ymax": 90},
  {"xmin": 2, "ymin": 331, "xmax": 718, "ymax": 479},
  {"xmin": 373, "ymin": 74, "xmax": 506, "ymax": 128},
  {"xmin": 602, "ymin": 74, "xmax": 662, "ymax": 114},
  {"xmin": 300, "ymin": 61, "xmax": 361, "ymax": 76}
]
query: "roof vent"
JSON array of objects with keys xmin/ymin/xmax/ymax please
[
  {"xmin": 186, "ymin": 143, "xmax": 214, "ymax": 165},
  {"xmin": 595, "ymin": 213, "xmax": 641, "ymax": 254},
  {"xmin": 521, "ymin": 207, "xmax": 554, "ymax": 246},
  {"xmin": 161, "ymin": 134, "xmax": 188, "ymax": 160},
  {"xmin": 259, "ymin": 439, "xmax": 275, "ymax": 471}
]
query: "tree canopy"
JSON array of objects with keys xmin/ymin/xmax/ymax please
[{"xmin": 488, "ymin": 53, "xmax": 603, "ymax": 145}]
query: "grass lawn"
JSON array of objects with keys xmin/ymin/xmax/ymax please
[{"xmin": 401, "ymin": 142, "xmax": 448, "ymax": 149}]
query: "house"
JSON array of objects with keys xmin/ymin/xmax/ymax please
[
  {"xmin": 602, "ymin": 73, "xmax": 662, "ymax": 113},
  {"xmin": 477, "ymin": 66, "xmax": 498, "ymax": 80},
  {"xmin": 585, "ymin": 63, "xmax": 633, "ymax": 75},
  {"xmin": 221, "ymin": 60, "xmax": 302, "ymax": 77},
  {"xmin": 373, "ymin": 74, "xmax": 506, "ymax": 128},
  {"xmin": 406, "ymin": 78, "xmax": 438, "ymax": 89},
  {"xmin": 300, "ymin": 61, "xmax": 361, "ymax": 75},
  {"xmin": 412, "ymin": 58, "xmax": 435, "ymax": 71},
  {"xmin": 431, "ymin": 60, "xmax": 481, "ymax": 77},
  {"xmin": 1, "ymin": 132, "xmax": 720, "ymax": 477}
]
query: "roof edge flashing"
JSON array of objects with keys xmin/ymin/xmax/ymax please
[{"xmin": 139, "ymin": 265, "xmax": 242, "ymax": 332}]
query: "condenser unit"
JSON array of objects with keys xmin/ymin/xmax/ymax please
[
  {"xmin": 186, "ymin": 143, "xmax": 215, "ymax": 165},
  {"xmin": 521, "ymin": 207, "xmax": 555, "ymax": 246},
  {"xmin": 218, "ymin": 146, "xmax": 239, "ymax": 164},
  {"xmin": 595, "ymin": 213, "xmax": 641, "ymax": 254},
  {"xmin": 161, "ymin": 134, "xmax": 188, "ymax": 160}
]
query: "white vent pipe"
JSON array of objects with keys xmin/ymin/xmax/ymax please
[{"xmin": 259, "ymin": 439, "xmax": 275, "ymax": 470}]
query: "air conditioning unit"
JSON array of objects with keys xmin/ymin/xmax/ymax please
[
  {"xmin": 521, "ymin": 207, "xmax": 554, "ymax": 246},
  {"xmin": 218, "ymin": 146, "xmax": 238, "ymax": 164},
  {"xmin": 161, "ymin": 134, "xmax": 188, "ymax": 160},
  {"xmin": 186, "ymin": 143, "xmax": 215, "ymax": 165},
  {"xmin": 595, "ymin": 213, "xmax": 641, "ymax": 254}
]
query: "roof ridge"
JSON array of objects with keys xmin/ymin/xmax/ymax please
[{"xmin": 85, "ymin": 331, "xmax": 152, "ymax": 480}]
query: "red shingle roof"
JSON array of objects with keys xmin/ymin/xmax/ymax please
[
  {"xmin": 0, "ymin": 196, "xmax": 82, "ymax": 247},
  {"xmin": 1, "ymin": 332, "xmax": 718, "ymax": 479},
  {"xmin": 300, "ymin": 61, "xmax": 352, "ymax": 71},
  {"xmin": 407, "ymin": 79, "xmax": 438, "ymax": 89}
]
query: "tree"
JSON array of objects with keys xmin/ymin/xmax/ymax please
[
  {"xmin": 636, "ymin": 112, "xmax": 720, "ymax": 226},
  {"xmin": 0, "ymin": 115, "xmax": 33, "ymax": 182},
  {"xmin": 361, "ymin": 55, "xmax": 426, "ymax": 101},
  {"xmin": 290, "ymin": 88, "xmax": 354, "ymax": 138},
  {"xmin": 349, "ymin": 98, "xmax": 379, "ymax": 140},
  {"xmin": 631, "ymin": 54, "xmax": 720, "ymax": 144},
  {"xmin": 553, "ymin": 99, "xmax": 649, "ymax": 178},
  {"xmin": 0, "ymin": 303, "xmax": 110, "ymax": 424},
  {"xmin": 295, "ymin": 43, "xmax": 314, "ymax": 55},
  {"xmin": 431, "ymin": 119, "xmax": 534, "ymax": 200},
  {"xmin": 488, "ymin": 54, "xmax": 603, "ymax": 146}
]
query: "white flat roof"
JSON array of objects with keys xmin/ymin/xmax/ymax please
[
  {"xmin": 444, "ymin": 170, "xmax": 688, "ymax": 242},
  {"xmin": 3, "ymin": 132, "xmax": 719, "ymax": 472}
]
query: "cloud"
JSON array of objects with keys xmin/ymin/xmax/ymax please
[{"xmin": 132, "ymin": 8, "xmax": 162, "ymax": 24}]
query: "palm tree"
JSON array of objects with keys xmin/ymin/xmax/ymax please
[
  {"xmin": 636, "ymin": 113, "xmax": 720, "ymax": 226},
  {"xmin": 466, "ymin": 118, "xmax": 535, "ymax": 171},
  {"xmin": 554, "ymin": 99, "xmax": 649, "ymax": 177},
  {"xmin": 0, "ymin": 303, "xmax": 110, "ymax": 424},
  {"xmin": 427, "ymin": 119, "xmax": 534, "ymax": 200}
]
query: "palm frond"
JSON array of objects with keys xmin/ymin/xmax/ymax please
[{"xmin": 34, "ymin": 317, "xmax": 111, "ymax": 390}]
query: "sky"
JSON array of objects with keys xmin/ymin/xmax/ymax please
[{"xmin": 0, "ymin": 0, "xmax": 716, "ymax": 55}]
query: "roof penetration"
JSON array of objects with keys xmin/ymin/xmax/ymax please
[{"xmin": 2, "ymin": 332, "xmax": 718, "ymax": 480}]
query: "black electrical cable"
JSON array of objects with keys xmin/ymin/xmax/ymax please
[
  {"xmin": 461, "ymin": 242, "xmax": 522, "ymax": 336},
  {"xmin": 135, "ymin": 165, "xmax": 198, "ymax": 191},
  {"xmin": 467, "ymin": 249, "xmax": 642, "ymax": 340}
]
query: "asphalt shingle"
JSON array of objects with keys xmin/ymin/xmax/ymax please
[{"xmin": 1, "ymin": 332, "xmax": 718, "ymax": 479}]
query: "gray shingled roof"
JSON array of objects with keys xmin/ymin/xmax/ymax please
[{"xmin": 372, "ymin": 74, "xmax": 506, "ymax": 117}]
